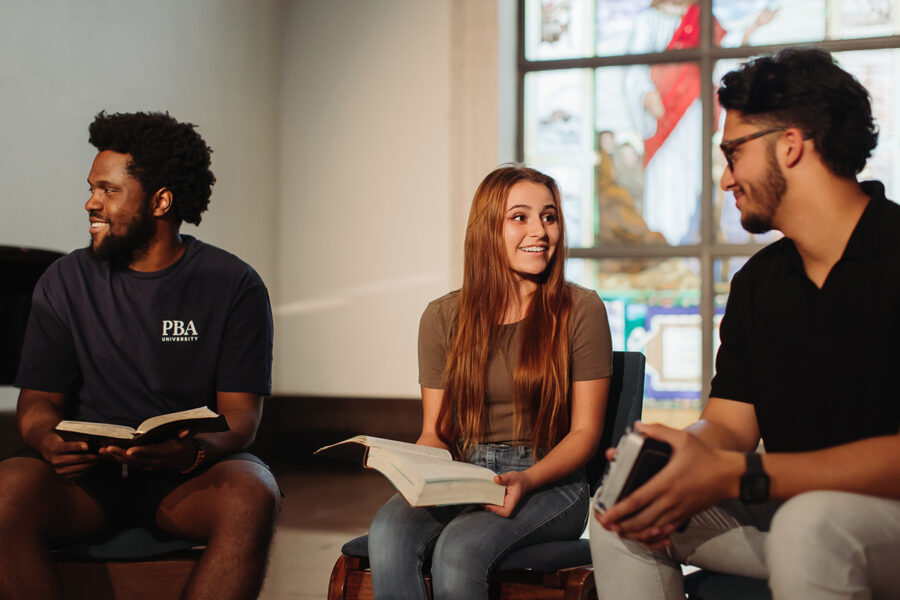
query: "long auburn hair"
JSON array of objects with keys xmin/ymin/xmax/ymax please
[{"xmin": 437, "ymin": 165, "xmax": 572, "ymax": 459}]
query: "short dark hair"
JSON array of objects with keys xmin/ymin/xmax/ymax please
[
  {"xmin": 88, "ymin": 111, "xmax": 215, "ymax": 225},
  {"xmin": 717, "ymin": 47, "xmax": 878, "ymax": 179}
]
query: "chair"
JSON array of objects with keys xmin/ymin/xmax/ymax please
[
  {"xmin": 327, "ymin": 350, "xmax": 646, "ymax": 600},
  {"xmin": 0, "ymin": 246, "xmax": 65, "ymax": 384},
  {"xmin": 1, "ymin": 245, "xmax": 203, "ymax": 600},
  {"xmin": 684, "ymin": 570, "xmax": 771, "ymax": 600},
  {"xmin": 53, "ymin": 528, "xmax": 203, "ymax": 600}
]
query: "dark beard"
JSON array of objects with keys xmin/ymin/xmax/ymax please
[
  {"xmin": 741, "ymin": 145, "xmax": 787, "ymax": 235},
  {"xmin": 87, "ymin": 205, "xmax": 155, "ymax": 268}
]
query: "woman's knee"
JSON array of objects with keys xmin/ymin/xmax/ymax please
[
  {"xmin": 369, "ymin": 495, "xmax": 444, "ymax": 561},
  {"xmin": 430, "ymin": 531, "xmax": 493, "ymax": 596},
  {"xmin": 432, "ymin": 531, "xmax": 489, "ymax": 576},
  {"xmin": 370, "ymin": 495, "xmax": 412, "ymax": 551}
]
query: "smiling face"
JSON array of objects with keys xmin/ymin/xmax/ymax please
[
  {"xmin": 720, "ymin": 111, "xmax": 788, "ymax": 234},
  {"xmin": 502, "ymin": 180, "xmax": 561, "ymax": 280},
  {"xmin": 86, "ymin": 150, "xmax": 155, "ymax": 266}
]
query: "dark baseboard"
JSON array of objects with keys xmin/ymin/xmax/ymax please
[{"xmin": 249, "ymin": 395, "xmax": 422, "ymax": 468}]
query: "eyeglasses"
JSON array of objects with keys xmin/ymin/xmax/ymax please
[{"xmin": 720, "ymin": 127, "xmax": 786, "ymax": 172}]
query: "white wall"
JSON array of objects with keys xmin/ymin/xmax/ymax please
[
  {"xmin": 273, "ymin": 0, "xmax": 501, "ymax": 398},
  {"xmin": 0, "ymin": 0, "xmax": 281, "ymax": 409},
  {"xmin": 0, "ymin": 0, "xmax": 505, "ymax": 408}
]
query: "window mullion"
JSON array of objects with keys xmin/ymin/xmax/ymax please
[{"xmin": 700, "ymin": 0, "xmax": 715, "ymax": 408}]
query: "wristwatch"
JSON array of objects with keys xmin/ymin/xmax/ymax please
[{"xmin": 739, "ymin": 452, "xmax": 769, "ymax": 503}]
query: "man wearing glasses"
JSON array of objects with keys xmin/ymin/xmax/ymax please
[{"xmin": 591, "ymin": 48, "xmax": 900, "ymax": 599}]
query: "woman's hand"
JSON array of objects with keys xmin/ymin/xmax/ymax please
[{"xmin": 485, "ymin": 470, "xmax": 534, "ymax": 518}]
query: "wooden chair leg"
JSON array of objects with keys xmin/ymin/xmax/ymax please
[
  {"xmin": 328, "ymin": 553, "xmax": 434, "ymax": 600},
  {"xmin": 328, "ymin": 553, "xmax": 351, "ymax": 600},
  {"xmin": 562, "ymin": 567, "xmax": 596, "ymax": 600}
]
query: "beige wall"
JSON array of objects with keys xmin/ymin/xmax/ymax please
[
  {"xmin": 0, "ymin": 0, "xmax": 281, "ymax": 409},
  {"xmin": 0, "ymin": 0, "xmax": 509, "ymax": 408},
  {"xmin": 273, "ymin": 0, "xmax": 503, "ymax": 397}
]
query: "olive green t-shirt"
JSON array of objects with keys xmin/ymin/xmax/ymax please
[{"xmin": 417, "ymin": 283, "xmax": 613, "ymax": 443}]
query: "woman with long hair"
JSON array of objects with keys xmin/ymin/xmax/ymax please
[{"xmin": 368, "ymin": 165, "xmax": 613, "ymax": 599}]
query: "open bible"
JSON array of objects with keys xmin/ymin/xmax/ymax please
[
  {"xmin": 55, "ymin": 406, "xmax": 229, "ymax": 448},
  {"xmin": 314, "ymin": 435, "xmax": 506, "ymax": 507}
]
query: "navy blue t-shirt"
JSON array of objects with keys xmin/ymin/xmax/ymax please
[{"xmin": 15, "ymin": 236, "xmax": 273, "ymax": 427}]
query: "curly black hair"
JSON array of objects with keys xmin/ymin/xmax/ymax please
[
  {"xmin": 717, "ymin": 47, "xmax": 878, "ymax": 179},
  {"xmin": 88, "ymin": 111, "xmax": 215, "ymax": 225}
]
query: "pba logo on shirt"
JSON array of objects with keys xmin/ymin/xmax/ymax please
[{"xmin": 161, "ymin": 319, "xmax": 199, "ymax": 342}]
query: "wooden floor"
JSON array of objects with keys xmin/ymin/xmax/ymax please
[{"xmin": 260, "ymin": 465, "xmax": 396, "ymax": 600}]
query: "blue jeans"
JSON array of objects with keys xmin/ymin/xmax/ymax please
[{"xmin": 368, "ymin": 443, "xmax": 588, "ymax": 600}]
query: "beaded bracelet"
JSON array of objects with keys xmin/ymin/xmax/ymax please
[{"xmin": 180, "ymin": 438, "xmax": 207, "ymax": 474}]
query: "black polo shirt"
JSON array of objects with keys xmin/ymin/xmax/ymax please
[{"xmin": 710, "ymin": 181, "xmax": 900, "ymax": 453}]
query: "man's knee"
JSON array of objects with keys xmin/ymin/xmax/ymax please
[
  {"xmin": 0, "ymin": 460, "xmax": 38, "ymax": 527},
  {"xmin": 160, "ymin": 460, "xmax": 280, "ymax": 541},
  {"xmin": 214, "ymin": 463, "xmax": 281, "ymax": 531},
  {"xmin": 766, "ymin": 491, "xmax": 867, "ymax": 590},
  {"xmin": 0, "ymin": 457, "xmax": 106, "ymax": 544},
  {"xmin": 0, "ymin": 458, "xmax": 61, "ymax": 525},
  {"xmin": 768, "ymin": 491, "xmax": 859, "ymax": 554}
]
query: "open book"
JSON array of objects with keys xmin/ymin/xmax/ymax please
[
  {"xmin": 314, "ymin": 435, "xmax": 506, "ymax": 507},
  {"xmin": 55, "ymin": 406, "xmax": 229, "ymax": 448}
]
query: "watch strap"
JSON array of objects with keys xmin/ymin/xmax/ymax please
[{"xmin": 740, "ymin": 451, "xmax": 769, "ymax": 503}]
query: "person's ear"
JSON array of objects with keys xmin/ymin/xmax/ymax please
[
  {"xmin": 151, "ymin": 188, "xmax": 174, "ymax": 217},
  {"xmin": 781, "ymin": 127, "xmax": 806, "ymax": 169}
]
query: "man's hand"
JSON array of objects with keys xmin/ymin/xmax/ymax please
[
  {"xmin": 485, "ymin": 470, "xmax": 534, "ymax": 518},
  {"xmin": 99, "ymin": 429, "xmax": 196, "ymax": 471},
  {"xmin": 594, "ymin": 423, "xmax": 743, "ymax": 546},
  {"xmin": 39, "ymin": 431, "xmax": 100, "ymax": 479}
]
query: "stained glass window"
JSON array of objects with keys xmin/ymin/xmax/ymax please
[{"xmin": 521, "ymin": 0, "xmax": 900, "ymax": 427}]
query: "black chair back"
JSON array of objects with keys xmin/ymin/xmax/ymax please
[
  {"xmin": 585, "ymin": 350, "xmax": 646, "ymax": 495},
  {"xmin": 0, "ymin": 246, "xmax": 64, "ymax": 385}
]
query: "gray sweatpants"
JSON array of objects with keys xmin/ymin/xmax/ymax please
[{"xmin": 589, "ymin": 490, "xmax": 900, "ymax": 599}]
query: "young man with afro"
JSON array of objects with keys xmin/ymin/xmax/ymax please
[{"xmin": 0, "ymin": 111, "xmax": 279, "ymax": 600}]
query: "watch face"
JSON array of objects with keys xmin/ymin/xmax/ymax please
[
  {"xmin": 741, "ymin": 453, "xmax": 770, "ymax": 503},
  {"xmin": 742, "ymin": 475, "xmax": 769, "ymax": 503}
]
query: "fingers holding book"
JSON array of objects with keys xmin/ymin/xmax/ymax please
[
  {"xmin": 484, "ymin": 470, "xmax": 534, "ymax": 518},
  {"xmin": 39, "ymin": 431, "xmax": 100, "ymax": 479},
  {"xmin": 99, "ymin": 428, "xmax": 194, "ymax": 471},
  {"xmin": 594, "ymin": 423, "xmax": 743, "ymax": 547}
]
